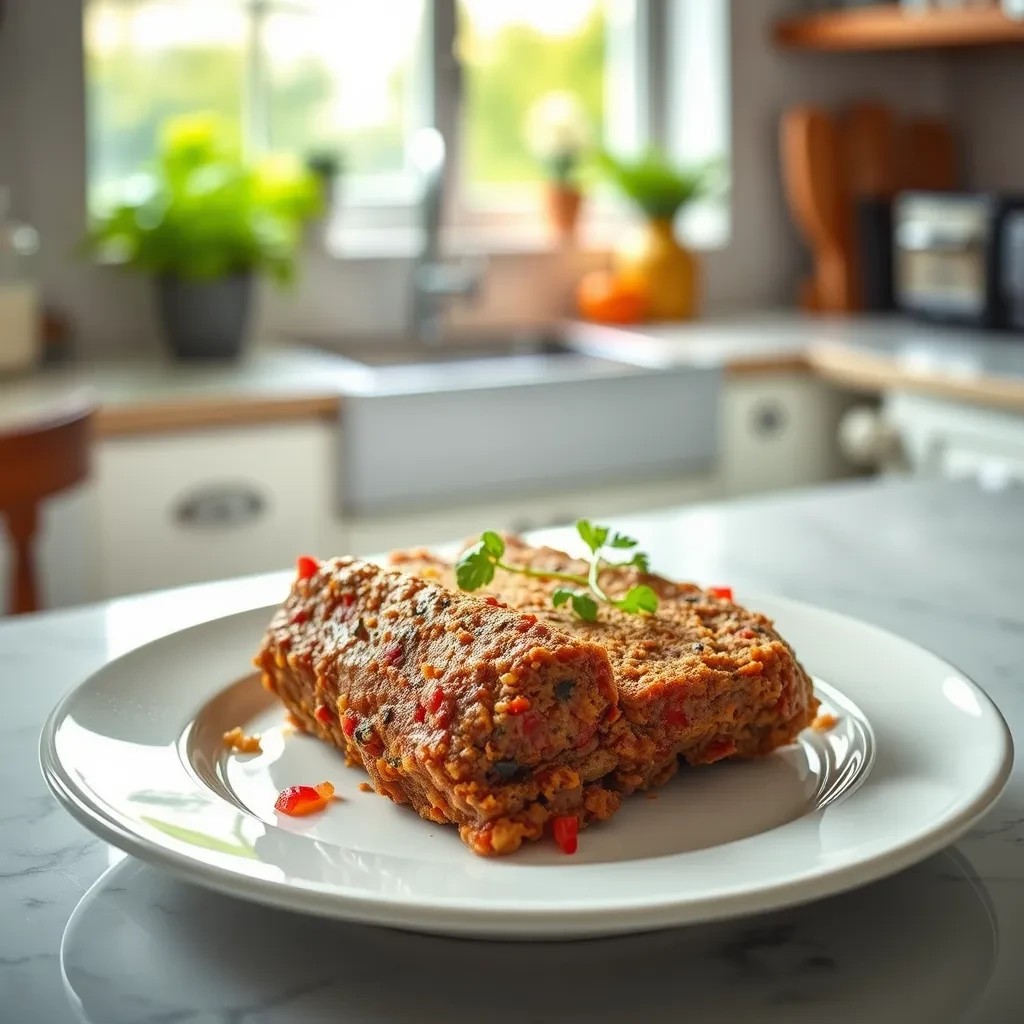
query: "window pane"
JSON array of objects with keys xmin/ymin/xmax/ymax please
[
  {"xmin": 85, "ymin": 0, "xmax": 246, "ymax": 206},
  {"xmin": 456, "ymin": 0, "xmax": 613, "ymax": 201},
  {"xmin": 667, "ymin": 0, "xmax": 730, "ymax": 246},
  {"xmin": 264, "ymin": 0, "xmax": 425, "ymax": 197},
  {"xmin": 85, "ymin": 0, "xmax": 425, "ymax": 207}
]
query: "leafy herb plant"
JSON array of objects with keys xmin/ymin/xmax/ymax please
[
  {"xmin": 456, "ymin": 520, "xmax": 658, "ymax": 622},
  {"xmin": 597, "ymin": 149, "xmax": 724, "ymax": 221},
  {"xmin": 84, "ymin": 113, "xmax": 324, "ymax": 284}
]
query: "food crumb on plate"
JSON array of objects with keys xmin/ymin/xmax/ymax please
[
  {"xmin": 812, "ymin": 713, "xmax": 839, "ymax": 731},
  {"xmin": 275, "ymin": 781, "xmax": 336, "ymax": 816},
  {"xmin": 283, "ymin": 711, "xmax": 306, "ymax": 734},
  {"xmin": 222, "ymin": 726, "xmax": 262, "ymax": 753},
  {"xmin": 358, "ymin": 782, "xmax": 374, "ymax": 793}
]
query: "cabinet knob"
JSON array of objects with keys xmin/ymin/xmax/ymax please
[
  {"xmin": 174, "ymin": 484, "xmax": 267, "ymax": 528},
  {"xmin": 750, "ymin": 400, "xmax": 787, "ymax": 437}
]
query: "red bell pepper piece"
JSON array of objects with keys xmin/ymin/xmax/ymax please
[
  {"xmin": 296, "ymin": 556, "xmax": 320, "ymax": 580},
  {"xmin": 552, "ymin": 815, "xmax": 579, "ymax": 855},
  {"xmin": 274, "ymin": 781, "xmax": 335, "ymax": 816}
]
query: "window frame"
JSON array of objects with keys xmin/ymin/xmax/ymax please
[
  {"xmin": 416, "ymin": 0, "xmax": 731, "ymax": 250},
  {"xmin": 438, "ymin": 0, "xmax": 658, "ymax": 238},
  {"xmin": 85, "ymin": 0, "xmax": 729, "ymax": 251}
]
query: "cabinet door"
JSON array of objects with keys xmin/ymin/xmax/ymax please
[
  {"xmin": 96, "ymin": 423, "xmax": 334, "ymax": 597},
  {"xmin": 886, "ymin": 391, "xmax": 1024, "ymax": 484},
  {"xmin": 719, "ymin": 374, "xmax": 856, "ymax": 497}
]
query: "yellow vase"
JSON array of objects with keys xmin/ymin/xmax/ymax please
[{"xmin": 615, "ymin": 218, "xmax": 699, "ymax": 321}]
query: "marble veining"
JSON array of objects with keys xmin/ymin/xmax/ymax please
[
  {"xmin": 2, "ymin": 477, "xmax": 1024, "ymax": 1023},
  {"xmin": 53, "ymin": 848, "xmax": 999, "ymax": 1023}
]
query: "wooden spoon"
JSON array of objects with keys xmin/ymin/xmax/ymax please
[
  {"xmin": 901, "ymin": 119, "xmax": 958, "ymax": 192},
  {"xmin": 780, "ymin": 106, "xmax": 856, "ymax": 313},
  {"xmin": 843, "ymin": 101, "xmax": 898, "ymax": 199}
]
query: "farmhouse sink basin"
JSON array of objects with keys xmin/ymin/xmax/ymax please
[
  {"xmin": 328, "ymin": 336, "xmax": 574, "ymax": 368},
  {"xmin": 316, "ymin": 333, "xmax": 721, "ymax": 515}
]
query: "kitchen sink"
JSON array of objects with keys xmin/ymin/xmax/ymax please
[
  {"xmin": 328, "ymin": 336, "xmax": 574, "ymax": 368},
  {"xmin": 289, "ymin": 331, "xmax": 721, "ymax": 516}
]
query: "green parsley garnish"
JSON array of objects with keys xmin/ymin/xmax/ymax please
[{"xmin": 455, "ymin": 520, "xmax": 659, "ymax": 622}]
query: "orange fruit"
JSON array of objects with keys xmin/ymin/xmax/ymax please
[{"xmin": 576, "ymin": 270, "xmax": 647, "ymax": 324}]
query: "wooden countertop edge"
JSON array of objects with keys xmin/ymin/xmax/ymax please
[
  {"xmin": 807, "ymin": 342, "xmax": 1024, "ymax": 412},
  {"xmin": 95, "ymin": 394, "xmax": 341, "ymax": 438},
  {"xmin": 724, "ymin": 353, "xmax": 811, "ymax": 376}
]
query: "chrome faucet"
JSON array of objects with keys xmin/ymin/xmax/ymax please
[{"xmin": 409, "ymin": 128, "xmax": 485, "ymax": 345}]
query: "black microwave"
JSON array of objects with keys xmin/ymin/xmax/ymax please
[{"xmin": 893, "ymin": 191, "xmax": 1024, "ymax": 331}]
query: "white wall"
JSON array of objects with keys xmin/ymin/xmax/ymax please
[
  {"xmin": 0, "ymin": 4, "xmax": 25, "ymax": 206},
  {"xmin": 1, "ymin": 0, "xmax": 158, "ymax": 357},
  {"xmin": 0, "ymin": 0, "xmax": 955, "ymax": 356}
]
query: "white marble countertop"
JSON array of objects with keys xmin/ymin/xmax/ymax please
[
  {"xmin": 5, "ymin": 311, "xmax": 1024, "ymax": 436},
  {"xmin": 0, "ymin": 346, "xmax": 355, "ymax": 434},
  {"xmin": 566, "ymin": 313, "xmax": 1024, "ymax": 414},
  {"xmin": 0, "ymin": 338, "xmax": 686, "ymax": 436},
  {"xmin": 4, "ymin": 477, "xmax": 1024, "ymax": 1022},
  {"xmin": 567, "ymin": 312, "xmax": 1024, "ymax": 379}
]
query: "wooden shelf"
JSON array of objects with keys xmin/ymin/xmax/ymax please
[{"xmin": 774, "ymin": 5, "xmax": 1024, "ymax": 52}]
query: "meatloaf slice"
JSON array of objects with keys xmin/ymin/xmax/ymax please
[
  {"xmin": 390, "ymin": 539, "xmax": 818, "ymax": 794},
  {"xmin": 254, "ymin": 557, "xmax": 621, "ymax": 856}
]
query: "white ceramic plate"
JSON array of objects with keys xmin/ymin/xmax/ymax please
[{"xmin": 41, "ymin": 595, "xmax": 1013, "ymax": 940}]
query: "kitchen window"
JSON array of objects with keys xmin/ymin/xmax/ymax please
[{"xmin": 84, "ymin": 0, "xmax": 729, "ymax": 246}]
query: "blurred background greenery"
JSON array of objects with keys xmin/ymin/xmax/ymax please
[{"xmin": 86, "ymin": 0, "xmax": 608, "ymax": 206}]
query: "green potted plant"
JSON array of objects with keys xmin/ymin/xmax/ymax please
[
  {"xmin": 85, "ymin": 113, "xmax": 323, "ymax": 360},
  {"xmin": 599, "ymin": 149, "xmax": 721, "ymax": 320},
  {"xmin": 525, "ymin": 92, "xmax": 591, "ymax": 243}
]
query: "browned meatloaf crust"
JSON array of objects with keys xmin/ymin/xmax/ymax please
[
  {"xmin": 254, "ymin": 557, "xmax": 622, "ymax": 856},
  {"xmin": 391, "ymin": 537, "xmax": 819, "ymax": 794}
]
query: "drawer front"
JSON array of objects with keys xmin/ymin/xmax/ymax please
[{"xmin": 96, "ymin": 424, "xmax": 334, "ymax": 597}]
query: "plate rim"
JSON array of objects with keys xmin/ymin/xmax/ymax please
[{"xmin": 39, "ymin": 593, "xmax": 1015, "ymax": 937}]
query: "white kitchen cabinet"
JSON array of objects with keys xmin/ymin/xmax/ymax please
[
  {"xmin": 884, "ymin": 392, "xmax": 1024, "ymax": 485},
  {"xmin": 337, "ymin": 473, "xmax": 718, "ymax": 557},
  {"xmin": 718, "ymin": 373, "xmax": 858, "ymax": 497},
  {"xmin": 96, "ymin": 422, "xmax": 336, "ymax": 598}
]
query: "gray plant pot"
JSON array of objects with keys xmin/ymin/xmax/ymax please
[{"xmin": 156, "ymin": 273, "xmax": 254, "ymax": 360}]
